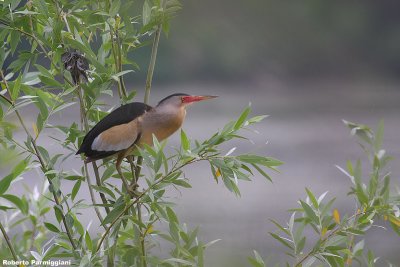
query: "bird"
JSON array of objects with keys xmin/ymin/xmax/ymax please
[{"xmin": 76, "ymin": 93, "xmax": 217, "ymax": 191}]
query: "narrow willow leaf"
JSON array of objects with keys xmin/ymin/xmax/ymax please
[
  {"xmin": 234, "ymin": 106, "xmax": 251, "ymax": 130},
  {"xmin": 166, "ymin": 207, "xmax": 179, "ymax": 224},
  {"xmin": 251, "ymin": 163, "xmax": 272, "ymax": 182},
  {"xmin": 269, "ymin": 232, "xmax": 293, "ymax": 250},
  {"xmin": 305, "ymin": 188, "xmax": 319, "ymax": 209},
  {"xmin": 85, "ymin": 231, "xmax": 93, "ymax": 251},
  {"xmin": 180, "ymin": 129, "xmax": 190, "ymax": 151},
  {"xmin": 102, "ymin": 202, "xmax": 125, "ymax": 225},
  {"xmin": 172, "ymin": 179, "xmax": 192, "ymax": 188},
  {"xmin": 111, "ymin": 70, "xmax": 134, "ymax": 81},
  {"xmin": 142, "ymin": 0, "xmax": 151, "ymax": 26},
  {"xmin": 44, "ymin": 222, "xmax": 60, "ymax": 233},
  {"xmin": 1, "ymin": 194, "xmax": 28, "ymax": 214},
  {"xmin": 11, "ymin": 75, "xmax": 22, "ymax": 100},
  {"xmin": 91, "ymin": 185, "xmax": 116, "ymax": 200},
  {"xmin": 269, "ymin": 219, "xmax": 290, "ymax": 236},
  {"xmin": 0, "ymin": 174, "xmax": 14, "ymax": 195},
  {"xmin": 52, "ymin": 102, "xmax": 76, "ymax": 114},
  {"xmin": 300, "ymin": 201, "xmax": 319, "ymax": 224},
  {"xmin": 71, "ymin": 180, "xmax": 81, "ymax": 201}
]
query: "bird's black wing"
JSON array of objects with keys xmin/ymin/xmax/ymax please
[{"xmin": 77, "ymin": 102, "xmax": 153, "ymax": 160}]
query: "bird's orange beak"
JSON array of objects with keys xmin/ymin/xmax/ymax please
[{"xmin": 182, "ymin": 95, "xmax": 218, "ymax": 104}]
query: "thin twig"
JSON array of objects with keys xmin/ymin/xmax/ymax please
[
  {"xmin": 84, "ymin": 162, "xmax": 106, "ymax": 230},
  {"xmin": 138, "ymin": 203, "xmax": 147, "ymax": 267},
  {"xmin": 0, "ymin": 221, "xmax": 18, "ymax": 261}
]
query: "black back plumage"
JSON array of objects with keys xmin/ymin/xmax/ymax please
[{"xmin": 77, "ymin": 102, "xmax": 153, "ymax": 159}]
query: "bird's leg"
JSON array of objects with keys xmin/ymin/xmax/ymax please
[
  {"xmin": 128, "ymin": 155, "xmax": 136, "ymax": 180},
  {"xmin": 116, "ymin": 153, "xmax": 132, "ymax": 195},
  {"xmin": 127, "ymin": 155, "xmax": 139, "ymax": 192}
]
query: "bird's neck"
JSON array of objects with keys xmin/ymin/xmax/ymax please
[{"xmin": 140, "ymin": 105, "xmax": 186, "ymax": 143}]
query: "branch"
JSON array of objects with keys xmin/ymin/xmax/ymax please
[
  {"xmin": 96, "ymin": 157, "xmax": 203, "ymax": 252},
  {"xmin": 0, "ymin": 221, "xmax": 18, "ymax": 261}
]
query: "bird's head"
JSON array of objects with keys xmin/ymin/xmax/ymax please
[{"xmin": 157, "ymin": 93, "xmax": 218, "ymax": 108}]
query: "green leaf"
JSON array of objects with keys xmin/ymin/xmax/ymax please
[
  {"xmin": 9, "ymin": 31, "xmax": 20, "ymax": 53},
  {"xmin": 269, "ymin": 219, "xmax": 290, "ymax": 236},
  {"xmin": 11, "ymin": 75, "xmax": 22, "ymax": 100},
  {"xmin": 65, "ymin": 213, "xmax": 74, "ymax": 230},
  {"xmin": 251, "ymin": 163, "xmax": 272, "ymax": 182},
  {"xmin": 85, "ymin": 231, "xmax": 93, "ymax": 251},
  {"xmin": 102, "ymin": 201, "xmax": 126, "ymax": 225},
  {"xmin": 0, "ymin": 174, "xmax": 14, "ymax": 195},
  {"xmin": 52, "ymin": 102, "xmax": 76, "ymax": 114},
  {"xmin": 91, "ymin": 185, "xmax": 116, "ymax": 200},
  {"xmin": 269, "ymin": 232, "xmax": 293, "ymax": 250},
  {"xmin": 297, "ymin": 236, "xmax": 306, "ymax": 253},
  {"xmin": 299, "ymin": 200, "xmax": 319, "ymax": 224},
  {"xmin": 166, "ymin": 207, "xmax": 179, "ymax": 224},
  {"xmin": 248, "ymin": 250, "xmax": 265, "ymax": 267},
  {"xmin": 0, "ymin": 160, "xmax": 28, "ymax": 195},
  {"xmin": 164, "ymin": 258, "xmax": 195, "ymax": 266},
  {"xmin": 44, "ymin": 222, "xmax": 60, "ymax": 233},
  {"xmin": 35, "ymin": 96, "xmax": 49, "ymax": 122},
  {"xmin": 111, "ymin": 70, "xmax": 134, "ymax": 81},
  {"xmin": 180, "ymin": 129, "xmax": 190, "ymax": 151},
  {"xmin": 234, "ymin": 106, "xmax": 251, "ymax": 130},
  {"xmin": 247, "ymin": 115, "xmax": 268, "ymax": 124},
  {"xmin": 305, "ymin": 188, "xmax": 319, "ymax": 209},
  {"xmin": 143, "ymin": 0, "xmax": 152, "ymax": 26},
  {"xmin": 39, "ymin": 75, "xmax": 63, "ymax": 88},
  {"xmin": 1, "ymin": 194, "xmax": 28, "ymax": 214},
  {"xmin": 71, "ymin": 180, "xmax": 81, "ymax": 201},
  {"xmin": 172, "ymin": 179, "xmax": 192, "ymax": 188},
  {"xmin": 53, "ymin": 205, "xmax": 63, "ymax": 223}
]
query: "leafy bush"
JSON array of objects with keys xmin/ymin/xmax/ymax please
[
  {"xmin": 0, "ymin": 1, "xmax": 281, "ymax": 266},
  {"xmin": 249, "ymin": 121, "xmax": 400, "ymax": 267}
]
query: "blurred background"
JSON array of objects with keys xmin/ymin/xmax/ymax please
[
  {"xmin": 3, "ymin": 1, "xmax": 400, "ymax": 266},
  {"xmin": 133, "ymin": 2, "xmax": 400, "ymax": 264}
]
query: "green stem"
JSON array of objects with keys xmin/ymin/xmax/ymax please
[
  {"xmin": 110, "ymin": 27, "xmax": 125, "ymax": 99},
  {"xmin": 138, "ymin": 203, "xmax": 147, "ymax": 267},
  {"xmin": 0, "ymin": 221, "xmax": 18, "ymax": 261},
  {"xmin": 115, "ymin": 24, "xmax": 127, "ymax": 98},
  {"xmin": 77, "ymin": 85, "xmax": 111, "ymax": 215},
  {"xmin": 143, "ymin": 25, "xmax": 162, "ymax": 104}
]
